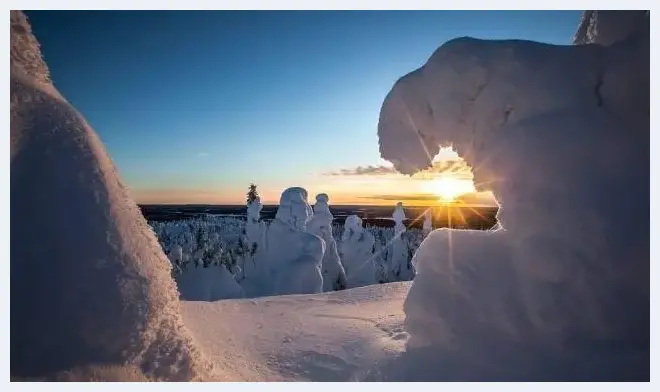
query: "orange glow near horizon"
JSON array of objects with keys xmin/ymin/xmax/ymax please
[{"xmin": 131, "ymin": 147, "xmax": 496, "ymax": 207}]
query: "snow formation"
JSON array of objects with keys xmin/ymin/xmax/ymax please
[
  {"xmin": 340, "ymin": 215, "xmax": 378, "ymax": 288},
  {"xmin": 263, "ymin": 187, "xmax": 325, "ymax": 295},
  {"xmin": 422, "ymin": 208, "xmax": 432, "ymax": 232},
  {"xmin": 243, "ymin": 196, "xmax": 267, "ymax": 283},
  {"xmin": 377, "ymin": 10, "xmax": 649, "ymax": 380},
  {"xmin": 388, "ymin": 202, "xmax": 414, "ymax": 281},
  {"xmin": 10, "ymin": 11, "xmax": 212, "ymax": 381},
  {"xmin": 307, "ymin": 194, "xmax": 348, "ymax": 291}
]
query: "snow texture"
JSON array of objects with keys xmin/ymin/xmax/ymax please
[
  {"xmin": 377, "ymin": 10, "xmax": 649, "ymax": 381},
  {"xmin": 573, "ymin": 10, "xmax": 649, "ymax": 46},
  {"xmin": 180, "ymin": 282, "xmax": 411, "ymax": 381},
  {"xmin": 263, "ymin": 187, "xmax": 325, "ymax": 295},
  {"xmin": 340, "ymin": 216, "xmax": 378, "ymax": 288},
  {"xmin": 307, "ymin": 194, "xmax": 348, "ymax": 291},
  {"xmin": 10, "ymin": 11, "xmax": 212, "ymax": 381}
]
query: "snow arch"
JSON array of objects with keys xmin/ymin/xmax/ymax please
[{"xmin": 377, "ymin": 11, "xmax": 649, "ymax": 380}]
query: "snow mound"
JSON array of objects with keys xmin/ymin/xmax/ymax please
[
  {"xmin": 10, "ymin": 11, "xmax": 211, "ymax": 381},
  {"xmin": 377, "ymin": 11, "xmax": 648, "ymax": 380}
]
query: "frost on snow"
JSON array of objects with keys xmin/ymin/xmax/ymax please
[
  {"xmin": 377, "ymin": 10, "xmax": 648, "ymax": 380},
  {"xmin": 10, "ymin": 11, "xmax": 211, "ymax": 381},
  {"xmin": 263, "ymin": 187, "xmax": 325, "ymax": 295},
  {"xmin": 307, "ymin": 193, "xmax": 348, "ymax": 291},
  {"xmin": 340, "ymin": 215, "xmax": 378, "ymax": 288}
]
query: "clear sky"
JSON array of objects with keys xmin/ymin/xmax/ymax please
[{"xmin": 26, "ymin": 10, "xmax": 582, "ymax": 205}]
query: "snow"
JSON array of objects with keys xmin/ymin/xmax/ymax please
[
  {"xmin": 387, "ymin": 202, "xmax": 414, "ymax": 281},
  {"xmin": 340, "ymin": 215, "xmax": 378, "ymax": 288},
  {"xmin": 377, "ymin": 11, "xmax": 649, "ymax": 381},
  {"xmin": 262, "ymin": 187, "xmax": 325, "ymax": 295},
  {"xmin": 176, "ymin": 263, "xmax": 245, "ymax": 301},
  {"xmin": 307, "ymin": 194, "xmax": 348, "ymax": 291},
  {"xmin": 10, "ymin": 11, "xmax": 211, "ymax": 380},
  {"xmin": 12, "ymin": 9, "xmax": 648, "ymax": 382},
  {"xmin": 180, "ymin": 282, "xmax": 411, "ymax": 381},
  {"xmin": 573, "ymin": 10, "xmax": 649, "ymax": 46},
  {"xmin": 422, "ymin": 208, "xmax": 432, "ymax": 232},
  {"xmin": 244, "ymin": 196, "xmax": 267, "ymax": 284}
]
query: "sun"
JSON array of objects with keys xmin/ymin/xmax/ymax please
[{"xmin": 423, "ymin": 177, "xmax": 475, "ymax": 202}]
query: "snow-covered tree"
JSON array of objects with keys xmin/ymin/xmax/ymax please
[
  {"xmin": 10, "ymin": 10, "xmax": 209, "ymax": 380},
  {"xmin": 423, "ymin": 208, "xmax": 433, "ymax": 233},
  {"xmin": 387, "ymin": 202, "xmax": 414, "ymax": 281},
  {"xmin": 307, "ymin": 193, "xmax": 348, "ymax": 291},
  {"xmin": 340, "ymin": 215, "xmax": 377, "ymax": 288},
  {"xmin": 262, "ymin": 187, "xmax": 325, "ymax": 295},
  {"xmin": 246, "ymin": 183, "xmax": 259, "ymax": 205}
]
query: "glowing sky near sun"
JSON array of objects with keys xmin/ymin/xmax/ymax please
[{"xmin": 26, "ymin": 10, "xmax": 580, "ymax": 205}]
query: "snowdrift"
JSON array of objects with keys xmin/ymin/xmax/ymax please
[
  {"xmin": 10, "ymin": 11, "xmax": 212, "ymax": 381},
  {"xmin": 377, "ymin": 10, "xmax": 649, "ymax": 381}
]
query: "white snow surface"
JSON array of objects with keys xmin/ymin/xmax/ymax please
[
  {"xmin": 180, "ymin": 282, "xmax": 411, "ymax": 381},
  {"xmin": 377, "ymin": 11, "xmax": 648, "ymax": 380},
  {"xmin": 307, "ymin": 194, "xmax": 348, "ymax": 291},
  {"xmin": 10, "ymin": 11, "xmax": 212, "ymax": 380}
]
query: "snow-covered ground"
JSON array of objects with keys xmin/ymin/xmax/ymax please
[
  {"xmin": 181, "ymin": 282, "xmax": 410, "ymax": 381},
  {"xmin": 10, "ymin": 10, "xmax": 649, "ymax": 381}
]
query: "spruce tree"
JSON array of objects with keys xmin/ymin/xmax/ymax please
[{"xmin": 246, "ymin": 183, "xmax": 259, "ymax": 205}]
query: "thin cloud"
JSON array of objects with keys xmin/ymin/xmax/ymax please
[
  {"xmin": 196, "ymin": 152, "xmax": 209, "ymax": 158},
  {"xmin": 323, "ymin": 159, "xmax": 473, "ymax": 178},
  {"xmin": 323, "ymin": 165, "xmax": 398, "ymax": 176}
]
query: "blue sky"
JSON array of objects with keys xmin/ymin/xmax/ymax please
[{"xmin": 26, "ymin": 10, "xmax": 582, "ymax": 204}]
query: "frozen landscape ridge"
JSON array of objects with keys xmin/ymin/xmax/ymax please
[{"xmin": 10, "ymin": 10, "xmax": 649, "ymax": 381}]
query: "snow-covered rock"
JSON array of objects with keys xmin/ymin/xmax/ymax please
[
  {"xmin": 340, "ymin": 215, "xmax": 377, "ymax": 288},
  {"xmin": 263, "ymin": 187, "xmax": 325, "ymax": 295},
  {"xmin": 10, "ymin": 11, "xmax": 211, "ymax": 380},
  {"xmin": 388, "ymin": 202, "xmax": 414, "ymax": 281},
  {"xmin": 307, "ymin": 193, "xmax": 348, "ymax": 291},
  {"xmin": 377, "ymin": 10, "xmax": 648, "ymax": 381}
]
